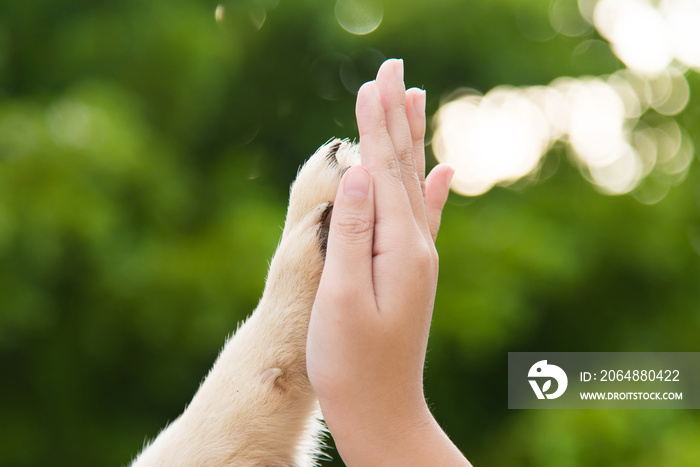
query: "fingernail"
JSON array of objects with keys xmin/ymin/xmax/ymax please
[
  {"xmin": 445, "ymin": 164, "xmax": 456, "ymax": 185},
  {"xmin": 394, "ymin": 59, "xmax": 404, "ymax": 83},
  {"xmin": 343, "ymin": 166, "xmax": 370, "ymax": 199},
  {"xmin": 414, "ymin": 89, "xmax": 426, "ymax": 115}
]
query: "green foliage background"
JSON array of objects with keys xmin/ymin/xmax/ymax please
[{"xmin": 1, "ymin": 0, "xmax": 699, "ymax": 465}]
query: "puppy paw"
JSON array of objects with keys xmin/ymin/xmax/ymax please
[
  {"xmin": 283, "ymin": 139, "xmax": 360, "ymax": 247},
  {"xmin": 263, "ymin": 139, "xmax": 359, "ymax": 304}
]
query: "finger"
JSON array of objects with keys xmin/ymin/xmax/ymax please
[
  {"xmin": 405, "ymin": 87, "xmax": 427, "ymax": 194},
  {"xmin": 356, "ymin": 80, "xmax": 414, "ymax": 232},
  {"xmin": 375, "ymin": 59, "xmax": 429, "ymax": 234},
  {"xmin": 425, "ymin": 164, "xmax": 455, "ymax": 242},
  {"xmin": 322, "ymin": 165, "xmax": 375, "ymax": 290}
]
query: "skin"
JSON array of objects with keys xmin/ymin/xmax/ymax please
[{"xmin": 307, "ymin": 59, "xmax": 473, "ymax": 466}]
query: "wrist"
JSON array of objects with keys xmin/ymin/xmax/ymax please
[
  {"xmin": 326, "ymin": 401, "xmax": 471, "ymax": 467},
  {"xmin": 319, "ymin": 391, "xmax": 465, "ymax": 466},
  {"xmin": 324, "ymin": 398, "xmax": 433, "ymax": 464}
]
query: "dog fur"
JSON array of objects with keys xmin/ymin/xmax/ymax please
[{"xmin": 132, "ymin": 139, "xmax": 360, "ymax": 467}]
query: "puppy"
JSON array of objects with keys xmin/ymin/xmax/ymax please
[{"xmin": 132, "ymin": 139, "xmax": 360, "ymax": 467}]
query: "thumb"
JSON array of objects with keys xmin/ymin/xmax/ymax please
[{"xmin": 322, "ymin": 165, "xmax": 375, "ymax": 286}]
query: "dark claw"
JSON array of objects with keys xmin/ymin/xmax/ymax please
[
  {"xmin": 318, "ymin": 202, "xmax": 333, "ymax": 258},
  {"xmin": 325, "ymin": 141, "xmax": 341, "ymax": 167}
]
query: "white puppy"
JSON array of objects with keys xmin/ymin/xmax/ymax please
[{"xmin": 132, "ymin": 139, "xmax": 360, "ymax": 467}]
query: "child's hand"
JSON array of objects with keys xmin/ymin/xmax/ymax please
[{"xmin": 306, "ymin": 59, "xmax": 470, "ymax": 466}]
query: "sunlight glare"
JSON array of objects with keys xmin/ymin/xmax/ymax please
[
  {"xmin": 662, "ymin": 0, "xmax": 700, "ymax": 69},
  {"xmin": 564, "ymin": 78, "xmax": 628, "ymax": 168},
  {"xmin": 433, "ymin": 0, "xmax": 698, "ymax": 199},
  {"xmin": 591, "ymin": 0, "xmax": 700, "ymax": 75},
  {"xmin": 594, "ymin": 0, "xmax": 673, "ymax": 75},
  {"xmin": 433, "ymin": 88, "xmax": 550, "ymax": 196}
]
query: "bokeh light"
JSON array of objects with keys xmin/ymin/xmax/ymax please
[
  {"xmin": 593, "ymin": 0, "xmax": 700, "ymax": 74},
  {"xmin": 433, "ymin": 0, "xmax": 699, "ymax": 199},
  {"xmin": 214, "ymin": 0, "xmax": 274, "ymax": 30},
  {"xmin": 550, "ymin": 0, "xmax": 592, "ymax": 36},
  {"xmin": 334, "ymin": 0, "xmax": 383, "ymax": 35},
  {"xmin": 594, "ymin": 0, "xmax": 673, "ymax": 75},
  {"xmin": 433, "ymin": 89, "xmax": 551, "ymax": 196},
  {"xmin": 433, "ymin": 69, "xmax": 694, "ymax": 197},
  {"xmin": 215, "ymin": 5, "xmax": 225, "ymax": 23}
]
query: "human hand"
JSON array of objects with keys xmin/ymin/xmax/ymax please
[{"xmin": 307, "ymin": 59, "xmax": 469, "ymax": 466}]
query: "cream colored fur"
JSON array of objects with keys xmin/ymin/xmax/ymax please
[{"xmin": 132, "ymin": 140, "xmax": 360, "ymax": 467}]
